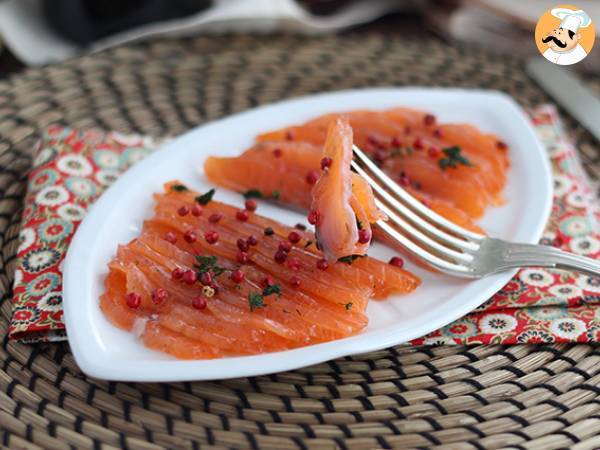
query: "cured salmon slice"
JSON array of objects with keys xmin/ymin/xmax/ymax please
[
  {"xmin": 101, "ymin": 183, "xmax": 419, "ymax": 360},
  {"xmin": 206, "ymin": 108, "xmax": 509, "ymax": 227},
  {"xmin": 310, "ymin": 116, "xmax": 385, "ymax": 261}
]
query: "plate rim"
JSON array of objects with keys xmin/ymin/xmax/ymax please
[{"xmin": 63, "ymin": 87, "xmax": 553, "ymax": 381}]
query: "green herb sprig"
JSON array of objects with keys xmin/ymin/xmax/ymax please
[
  {"xmin": 195, "ymin": 188, "xmax": 216, "ymax": 205},
  {"xmin": 243, "ymin": 189, "xmax": 263, "ymax": 199},
  {"xmin": 247, "ymin": 283, "xmax": 282, "ymax": 311},
  {"xmin": 338, "ymin": 255, "xmax": 363, "ymax": 265},
  {"xmin": 195, "ymin": 255, "xmax": 226, "ymax": 277},
  {"xmin": 438, "ymin": 146, "xmax": 473, "ymax": 170},
  {"xmin": 248, "ymin": 293, "xmax": 265, "ymax": 311},
  {"xmin": 262, "ymin": 283, "xmax": 282, "ymax": 297}
]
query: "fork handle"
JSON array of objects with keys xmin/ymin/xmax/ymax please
[{"xmin": 487, "ymin": 239, "xmax": 600, "ymax": 277}]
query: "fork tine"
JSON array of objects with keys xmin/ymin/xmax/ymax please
[
  {"xmin": 352, "ymin": 145, "xmax": 484, "ymax": 241},
  {"xmin": 351, "ymin": 159, "xmax": 480, "ymax": 253},
  {"xmin": 376, "ymin": 219, "xmax": 473, "ymax": 274},
  {"xmin": 374, "ymin": 197, "xmax": 474, "ymax": 264}
]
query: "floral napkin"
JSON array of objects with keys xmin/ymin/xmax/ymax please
[{"xmin": 10, "ymin": 105, "xmax": 600, "ymax": 344}]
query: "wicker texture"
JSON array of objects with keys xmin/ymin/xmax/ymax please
[{"xmin": 1, "ymin": 33, "xmax": 600, "ymax": 449}]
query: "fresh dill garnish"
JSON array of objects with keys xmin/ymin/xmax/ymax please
[
  {"xmin": 438, "ymin": 146, "xmax": 473, "ymax": 170},
  {"xmin": 338, "ymin": 255, "xmax": 362, "ymax": 264},
  {"xmin": 262, "ymin": 283, "xmax": 282, "ymax": 297},
  {"xmin": 195, "ymin": 188, "xmax": 216, "ymax": 205},
  {"xmin": 243, "ymin": 189, "xmax": 263, "ymax": 199},
  {"xmin": 272, "ymin": 190, "xmax": 281, "ymax": 200},
  {"xmin": 356, "ymin": 218, "xmax": 363, "ymax": 230},
  {"xmin": 170, "ymin": 184, "xmax": 189, "ymax": 192},
  {"xmin": 264, "ymin": 227, "xmax": 275, "ymax": 236},
  {"xmin": 194, "ymin": 255, "xmax": 226, "ymax": 276},
  {"xmin": 248, "ymin": 292, "xmax": 265, "ymax": 311},
  {"xmin": 345, "ymin": 302, "xmax": 353, "ymax": 310}
]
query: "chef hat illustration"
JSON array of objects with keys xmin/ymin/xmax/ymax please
[{"xmin": 551, "ymin": 8, "xmax": 592, "ymax": 33}]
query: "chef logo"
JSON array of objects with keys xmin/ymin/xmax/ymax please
[{"xmin": 535, "ymin": 5, "xmax": 595, "ymax": 65}]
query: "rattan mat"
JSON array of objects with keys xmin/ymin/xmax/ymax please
[{"xmin": 1, "ymin": 33, "xmax": 600, "ymax": 450}]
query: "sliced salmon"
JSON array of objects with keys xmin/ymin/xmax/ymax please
[
  {"xmin": 101, "ymin": 183, "xmax": 419, "ymax": 360},
  {"xmin": 210, "ymin": 108, "xmax": 509, "ymax": 226},
  {"xmin": 310, "ymin": 116, "xmax": 385, "ymax": 261}
]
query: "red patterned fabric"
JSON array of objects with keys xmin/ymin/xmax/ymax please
[{"xmin": 10, "ymin": 106, "xmax": 600, "ymax": 344}]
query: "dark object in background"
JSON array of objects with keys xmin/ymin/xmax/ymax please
[
  {"xmin": 298, "ymin": 0, "xmax": 354, "ymax": 16},
  {"xmin": 43, "ymin": 0, "xmax": 214, "ymax": 45}
]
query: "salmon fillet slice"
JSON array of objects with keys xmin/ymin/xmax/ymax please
[
  {"xmin": 101, "ymin": 182, "xmax": 420, "ymax": 359},
  {"xmin": 206, "ymin": 108, "xmax": 509, "ymax": 226}
]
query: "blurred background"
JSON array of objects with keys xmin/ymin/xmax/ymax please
[{"xmin": 0, "ymin": 0, "xmax": 598, "ymax": 79}]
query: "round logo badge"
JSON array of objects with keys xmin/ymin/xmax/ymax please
[{"xmin": 535, "ymin": 4, "xmax": 595, "ymax": 65}]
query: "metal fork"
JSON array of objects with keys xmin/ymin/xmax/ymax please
[{"xmin": 351, "ymin": 145, "xmax": 600, "ymax": 278}]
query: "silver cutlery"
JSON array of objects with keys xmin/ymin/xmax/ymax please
[{"xmin": 351, "ymin": 144, "xmax": 600, "ymax": 278}]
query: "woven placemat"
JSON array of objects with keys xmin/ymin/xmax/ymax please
[{"xmin": 1, "ymin": 33, "xmax": 600, "ymax": 450}]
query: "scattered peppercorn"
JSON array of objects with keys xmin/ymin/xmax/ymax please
[
  {"xmin": 182, "ymin": 270, "xmax": 197, "ymax": 284},
  {"xmin": 399, "ymin": 174, "xmax": 410, "ymax": 187},
  {"xmin": 308, "ymin": 209, "xmax": 320, "ymax": 225},
  {"xmin": 244, "ymin": 199, "xmax": 257, "ymax": 212},
  {"xmin": 237, "ymin": 238, "xmax": 249, "ymax": 252},
  {"xmin": 204, "ymin": 230, "xmax": 219, "ymax": 244},
  {"xmin": 289, "ymin": 276, "xmax": 301, "ymax": 288},
  {"xmin": 320, "ymin": 156, "xmax": 333, "ymax": 170},
  {"xmin": 496, "ymin": 140, "xmax": 508, "ymax": 151},
  {"xmin": 279, "ymin": 240, "xmax": 293, "ymax": 252},
  {"xmin": 236, "ymin": 251, "xmax": 249, "ymax": 264},
  {"xmin": 184, "ymin": 230, "xmax": 197, "ymax": 243},
  {"xmin": 165, "ymin": 231, "xmax": 177, "ymax": 244},
  {"xmin": 202, "ymin": 286, "xmax": 216, "ymax": 298},
  {"xmin": 367, "ymin": 134, "xmax": 385, "ymax": 149},
  {"xmin": 424, "ymin": 114, "xmax": 436, "ymax": 126},
  {"xmin": 178, "ymin": 206, "xmax": 189, "ymax": 216},
  {"xmin": 172, "ymin": 267, "xmax": 184, "ymax": 280},
  {"xmin": 295, "ymin": 223, "xmax": 307, "ymax": 231},
  {"xmin": 274, "ymin": 249, "xmax": 288, "ymax": 264},
  {"xmin": 389, "ymin": 256, "xmax": 404, "ymax": 268},
  {"xmin": 192, "ymin": 296, "xmax": 207, "ymax": 310},
  {"xmin": 428, "ymin": 146, "xmax": 441, "ymax": 158},
  {"xmin": 264, "ymin": 226, "xmax": 275, "ymax": 236},
  {"xmin": 285, "ymin": 130, "xmax": 294, "ymax": 141},
  {"xmin": 432, "ymin": 128, "xmax": 443, "ymax": 139},
  {"xmin": 236, "ymin": 209, "xmax": 249, "ymax": 221},
  {"xmin": 413, "ymin": 137, "xmax": 424, "ymax": 150},
  {"xmin": 208, "ymin": 213, "xmax": 223, "ymax": 223},
  {"xmin": 391, "ymin": 136, "xmax": 402, "ymax": 147},
  {"xmin": 200, "ymin": 272, "xmax": 213, "ymax": 286},
  {"xmin": 316, "ymin": 258, "xmax": 329, "ymax": 270},
  {"xmin": 247, "ymin": 235, "xmax": 258, "ymax": 246},
  {"xmin": 358, "ymin": 229, "xmax": 371, "ymax": 244},
  {"xmin": 273, "ymin": 148, "xmax": 283, "ymax": 158},
  {"xmin": 373, "ymin": 149, "xmax": 387, "ymax": 163},
  {"xmin": 151, "ymin": 288, "xmax": 168, "ymax": 304},
  {"xmin": 231, "ymin": 269, "xmax": 245, "ymax": 283},
  {"xmin": 305, "ymin": 170, "xmax": 319, "ymax": 185},
  {"xmin": 261, "ymin": 275, "xmax": 275, "ymax": 288},
  {"xmin": 125, "ymin": 292, "xmax": 141, "ymax": 309},
  {"xmin": 191, "ymin": 205, "xmax": 203, "ymax": 216},
  {"xmin": 288, "ymin": 231, "xmax": 301, "ymax": 244}
]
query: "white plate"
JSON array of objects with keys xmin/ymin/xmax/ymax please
[{"xmin": 63, "ymin": 88, "xmax": 552, "ymax": 381}]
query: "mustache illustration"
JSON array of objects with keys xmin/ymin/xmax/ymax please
[{"xmin": 542, "ymin": 35, "xmax": 567, "ymax": 48}]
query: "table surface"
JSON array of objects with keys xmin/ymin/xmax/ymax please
[{"xmin": 1, "ymin": 17, "xmax": 600, "ymax": 450}]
